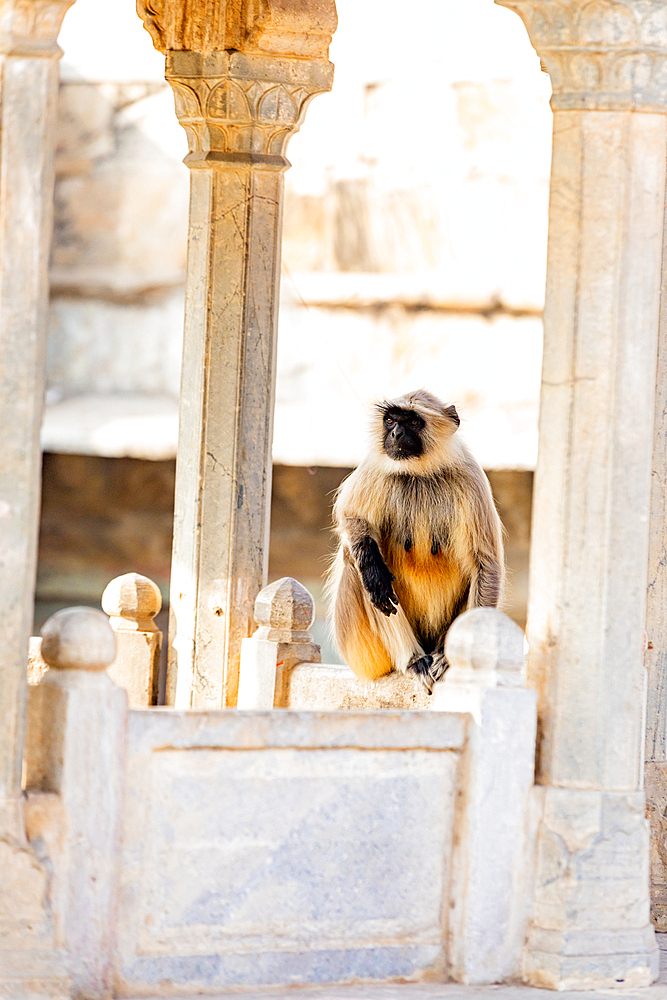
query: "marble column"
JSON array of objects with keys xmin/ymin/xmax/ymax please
[
  {"xmin": 496, "ymin": 0, "xmax": 666, "ymax": 988},
  {"xmin": 0, "ymin": 2, "xmax": 76, "ymax": 992},
  {"xmin": 0, "ymin": 0, "xmax": 74, "ymax": 839},
  {"xmin": 137, "ymin": 0, "xmax": 335, "ymax": 708},
  {"xmin": 645, "ymin": 40, "xmax": 667, "ymax": 928}
]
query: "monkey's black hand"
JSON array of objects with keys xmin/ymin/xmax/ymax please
[{"xmin": 352, "ymin": 536, "xmax": 399, "ymax": 616}]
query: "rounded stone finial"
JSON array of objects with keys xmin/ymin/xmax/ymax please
[
  {"xmin": 40, "ymin": 607, "xmax": 117, "ymax": 672},
  {"xmin": 445, "ymin": 607, "xmax": 526, "ymax": 684},
  {"xmin": 254, "ymin": 577, "xmax": 315, "ymax": 633},
  {"xmin": 101, "ymin": 573, "xmax": 162, "ymax": 632}
]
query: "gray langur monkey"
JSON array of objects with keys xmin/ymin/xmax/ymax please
[{"xmin": 327, "ymin": 389, "xmax": 504, "ymax": 693}]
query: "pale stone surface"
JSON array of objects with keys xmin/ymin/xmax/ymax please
[
  {"xmin": 647, "ymin": 761, "xmax": 667, "ymax": 928},
  {"xmin": 121, "ymin": 963, "xmax": 667, "ymax": 1000},
  {"xmin": 47, "ymin": 293, "xmax": 184, "ymax": 396},
  {"xmin": 274, "ymin": 306, "xmax": 542, "ymax": 471},
  {"xmin": 24, "ymin": 607, "xmax": 128, "ymax": 998},
  {"xmin": 102, "ymin": 572, "xmax": 162, "ymax": 707},
  {"xmin": 524, "ymin": 789, "xmax": 658, "ymax": 990},
  {"xmin": 40, "ymin": 606, "xmax": 116, "ymax": 671},
  {"xmin": 238, "ymin": 577, "xmax": 322, "ymax": 708},
  {"xmin": 117, "ymin": 708, "xmax": 461, "ymax": 993},
  {"xmin": 497, "ymin": 0, "xmax": 666, "ymax": 985},
  {"xmin": 41, "ymin": 391, "xmax": 179, "ymax": 458},
  {"xmin": 432, "ymin": 610, "xmax": 537, "ymax": 985},
  {"xmin": 443, "ymin": 608, "xmax": 527, "ymax": 687},
  {"xmin": 287, "ymin": 663, "xmax": 431, "ymax": 710},
  {"xmin": 645, "ymin": 2, "xmax": 667, "ymax": 927}
]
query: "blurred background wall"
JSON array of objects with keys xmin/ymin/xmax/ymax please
[{"xmin": 37, "ymin": 0, "xmax": 552, "ymax": 662}]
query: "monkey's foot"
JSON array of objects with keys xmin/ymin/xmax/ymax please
[
  {"xmin": 406, "ymin": 654, "xmax": 434, "ymax": 694},
  {"xmin": 406, "ymin": 652, "xmax": 449, "ymax": 695}
]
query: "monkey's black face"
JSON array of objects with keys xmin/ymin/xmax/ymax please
[{"xmin": 382, "ymin": 408, "xmax": 426, "ymax": 460}]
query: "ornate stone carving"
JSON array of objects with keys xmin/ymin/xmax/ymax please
[
  {"xmin": 165, "ymin": 49, "xmax": 333, "ymax": 159},
  {"xmin": 137, "ymin": 0, "xmax": 337, "ymax": 60},
  {"xmin": 0, "ymin": 0, "xmax": 74, "ymax": 56},
  {"xmin": 496, "ymin": 0, "xmax": 667, "ymax": 111}
]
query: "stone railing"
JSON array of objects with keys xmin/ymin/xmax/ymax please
[
  {"xmin": 18, "ymin": 597, "xmax": 538, "ymax": 995},
  {"xmin": 237, "ymin": 576, "xmax": 433, "ymax": 709},
  {"xmin": 29, "ymin": 572, "xmax": 164, "ymax": 708}
]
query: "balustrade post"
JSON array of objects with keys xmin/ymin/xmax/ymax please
[
  {"xmin": 136, "ymin": 0, "xmax": 336, "ymax": 708},
  {"xmin": 237, "ymin": 576, "xmax": 321, "ymax": 709},
  {"xmin": 25, "ymin": 607, "xmax": 126, "ymax": 998},
  {"xmin": 102, "ymin": 572, "xmax": 162, "ymax": 707},
  {"xmin": 496, "ymin": 0, "xmax": 666, "ymax": 987},
  {"xmin": 433, "ymin": 608, "xmax": 537, "ymax": 986}
]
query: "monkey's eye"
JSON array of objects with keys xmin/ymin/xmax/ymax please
[
  {"xmin": 385, "ymin": 417, "xmax": 395, "ymax": 428},
  {"xmin": 410, "ymin": 419, "xmax": 421, "ymax": 429}
]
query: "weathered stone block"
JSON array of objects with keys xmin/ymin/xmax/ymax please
[{"xmin": 116, "ymin": 710, "xmax": 463, "ymax": 992}]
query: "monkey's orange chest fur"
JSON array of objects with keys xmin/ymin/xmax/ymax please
[{"xmin": 383, "ymin": 533, "xmax": 469, "ymax": 649}]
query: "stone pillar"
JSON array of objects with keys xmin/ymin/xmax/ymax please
[
  {"xmin": 0, "ymin": 0, "xmax": 74, "ymax": 836},
  {"xmin": 495, "ymin": 0, "xmax": 665, "ymax": 988},
  {"xmin": 136, "ymin": 0, "xmax": 336, "ymax": 709},
  {"xmin": 645, "ymin": 40, "xmax": 667, "ymax": 927}
]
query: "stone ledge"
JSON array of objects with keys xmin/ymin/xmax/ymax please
[
  {"xmin": 287, "ymin": 661, "xmax": 431, "ymax": 710},
  {"xmin": 128, "ymin": 707, "xmax": 466, "ymax": 751},
  {"xmin": 41, "ymin": 393, "xmax": 178, "ymax": 459}
]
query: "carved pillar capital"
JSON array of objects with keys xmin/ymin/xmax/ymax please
[
  {"xmin": 166, "ymin": 49, "xmax": 333, "ymax": 163},
  {"xmin": 496, "ymin": 0, "xmax": 667, "ymax": 112},
  {"xmin": 137, "ymin": 0, "xmax": 336, "ymax": 162},
  {"xmin": 0, "ymin": 0, "xmax": 74, "ymax": 57}
]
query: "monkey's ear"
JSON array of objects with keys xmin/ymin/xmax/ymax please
[{"xmin": 445, "ymin": 404, "xmax": 460, "ymax": 427}]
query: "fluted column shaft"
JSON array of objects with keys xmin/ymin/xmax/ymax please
[
  {"xmin": 136, "ymin": 5, "xmax": 335, "ymax": 707},
  {"xmin": 497, "ymin": 0, "xmax": 667, "ymax": 988},
  {"xmin": 0, "ymin": 0, "xmax": 74, "ymax": 837}
]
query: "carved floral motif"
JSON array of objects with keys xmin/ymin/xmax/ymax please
[
  {"xmin": 165, "ymin": 50, "xmax": 333, "ymax": 158},
  {"xmin": 496, "ymin": 0, "xmax": 667, "ymax": 110}
]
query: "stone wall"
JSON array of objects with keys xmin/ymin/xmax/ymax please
[
  {"xmin": 116, "ymin": 710, "xmax": 464, "ymax": 991},
  {"xmin": 43, "ymin": 0, "xmax": 551, "ymax": 471}
]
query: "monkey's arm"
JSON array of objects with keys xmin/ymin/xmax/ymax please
[
  {"xmin": 341, "ymin": 517, "xmax": 399, "ymax": 617},
  {"xmin": 468, "ymin": 554, "xmax": 503, "ymax": 609}
]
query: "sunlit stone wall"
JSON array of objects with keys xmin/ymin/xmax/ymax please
[{"xmin": 44, "ymin": 0, "xmax": 551, "ymax": 471}]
